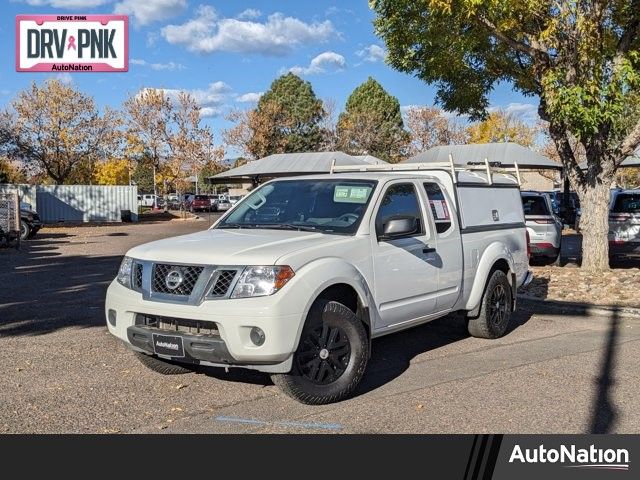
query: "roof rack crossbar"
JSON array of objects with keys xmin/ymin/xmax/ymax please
[{"xmin": 330, "ymin": 160, "xmax": 523, "ymax": 187}]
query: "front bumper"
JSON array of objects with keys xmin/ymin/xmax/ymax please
[
  {"xmin": 105, "ymin": 280, "xmax": 304, "ymax": 373},
  {"xmin": 127, "ymin": 325, "xmax": 236, "ymax": 365}
]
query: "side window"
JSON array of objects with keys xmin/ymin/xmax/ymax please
[
  {"xmin": 424, "ymin": 183, "xmax": 452, "ymax": 234},
  {"xmin": 375, "ymin": 183, "xmax": 423, "ymax": 237}
]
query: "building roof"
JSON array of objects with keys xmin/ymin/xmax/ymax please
[
  {"xmin": 209, "ymin": 151, "xmax": 387, "ymax": 183},
  {"xmin": 578, "ymin": 155, "xmax": 640, "ymax": 170},
  {"xmin": 405, "ymin": 142, "xmax": 562, "ymax": 170}
]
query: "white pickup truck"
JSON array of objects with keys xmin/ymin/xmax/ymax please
[{"xmin": 106, "ymin": 165, "xmax": 531, "ymax": 404}]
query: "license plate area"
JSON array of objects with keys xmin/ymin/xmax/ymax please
[{"xmin": 152, "ymin": 333, "xmax": 185, "ymax": 358}]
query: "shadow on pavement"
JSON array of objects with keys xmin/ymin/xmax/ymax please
[
  {"xmin": 589, "ymin": 307, "xmax": 620, "ymax": 433},
  {"xmin": 0, "ymin": 237, "xmax": 121, "ymax": 337}
]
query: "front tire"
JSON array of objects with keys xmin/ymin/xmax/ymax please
[
  {"xmin": 135, "ymin": 352, "xmax": 192, "ymax": 375},
  {"xmin": 467, "ymin": 270, "xmax": 512, "ymax": 339},
  {"xmin": 19, "ymin": 220, "xmax": 31, "ymax": 241},
  {"xmin": 271, "ymin": 299, "xmax": 369, "ymax": 405}
]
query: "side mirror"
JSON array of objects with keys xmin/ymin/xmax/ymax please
[{"xmin": 380, "ymin": 216, "xmax": 418, "ymax": 239}]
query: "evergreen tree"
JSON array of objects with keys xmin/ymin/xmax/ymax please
[{"xmin": 337, "ymin": 77, "xmax": 409, "ymax": 162}]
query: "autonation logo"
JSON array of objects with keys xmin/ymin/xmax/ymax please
[{"xmin": 510, "ymin": 444, "xmax": 630, "ymax": 471}]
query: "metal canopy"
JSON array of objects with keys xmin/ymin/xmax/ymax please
[
  {"xmin": 405, "ymin": 142, "xmax": 563, "ymax": 170},
  {"xmin": 209, "ymin": 151, "xmax": 387, "ymax": 183}
]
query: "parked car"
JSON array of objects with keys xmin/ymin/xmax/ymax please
[
  {"xmin": 228, "ymin": 194, "xmax": 245, "ymax": 205},
  {"xmin": 20, "ymin": 204, "xmax": 42, "ymax": 240},
  {"xmin": 210, "ymin": 195, "xmax": 232, "ymax": 212},
  {"xmin": 544, "ymin": 191, "xmax": 580, "ymax": 227},
  {"xmin": 138, "ymin": 194, "xmax": 158, "ymax": 208},
  {"xmin": 107, "ymin": 166, "xmax": 531, "ymax": 404},
  {"xmin": 608, "ymin": 189, "xmax": 640, "ymax": 257},
  {"xmin": 185, "ymin": 194, "xmax": 211, "ymax": 213},
  {"xmin": 521, "ymin": 191, "xmax": 563, "ymax": 263}
]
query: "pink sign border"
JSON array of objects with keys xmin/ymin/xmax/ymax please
[{"xmin": 15, "ymin": 14, "xmax": 129, "ymax": 73}]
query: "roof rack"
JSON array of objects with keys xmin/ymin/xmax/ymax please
[{"xmin": 330, "ymin": 154, "xmax": 522, "ymax": 186}]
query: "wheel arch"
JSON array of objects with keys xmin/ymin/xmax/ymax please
[
  {"xmin": 464, "ymin": 243, "xmax": 516, "ymax": 317},
  {"xmin": 291, "ymin": 259, "xmax": 375, "ymax": 353}
]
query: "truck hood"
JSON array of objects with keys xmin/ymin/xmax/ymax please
[{"xmin": 127, "ymin": 228, "xmax": 342, "ymax": 266}]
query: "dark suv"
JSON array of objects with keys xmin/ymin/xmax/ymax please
[{"xmin": 20, "ymin": 204, "xmax": 42, "ymax": 240}]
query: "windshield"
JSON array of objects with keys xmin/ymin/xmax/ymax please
[{"xmin": 217, "ymin": 179, "xmax": 377, "ymax": 234}]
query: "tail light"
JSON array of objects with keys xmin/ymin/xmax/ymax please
[{"xmin": 525, "ymin": 230, "xmax": 531, "ymax": 259}]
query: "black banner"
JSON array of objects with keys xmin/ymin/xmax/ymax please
[{"xmin": 0, "ymin": 435, "xmax": 635, "ymax": 478}]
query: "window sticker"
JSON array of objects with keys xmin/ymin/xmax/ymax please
[
  {"xmin": 430, "ymin": 199, "xmax": 450, "ymax": 220},
  {"xmin": 334, "ymin": 185, "xmax": 373, "ymax": 204}
]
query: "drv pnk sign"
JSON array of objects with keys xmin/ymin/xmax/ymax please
[{"xmin": 16, "ymin": 15, "xmax": 128, "ymax": 72}]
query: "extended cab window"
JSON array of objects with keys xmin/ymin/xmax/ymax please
[
  {"xmin": 375, "ymin": 183, "xmax": 423, "ymax": 237},
  {"xmin": 424, "ymin": 183, "xmax": 452, "ymax": 234}
]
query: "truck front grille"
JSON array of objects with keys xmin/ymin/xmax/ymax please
[
  {"xmin": 208, "ymin": 270, "xmax": 238, "ymax": 297},
  {"xmin": 135, "ymin": 314, "xmax": 219, "ymax": 337},
  {"xmin": 133, "ymin": 263, "xmax": 143, "ymax": 289},
  {"xmin": 152, "ymin": 264, "xmax": 204, "ymax": 296}
]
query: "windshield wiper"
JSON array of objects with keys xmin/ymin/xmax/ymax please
[
  {"xmin": 217, "ymin": 223, "xmax": 251, "ymax": 229},
  {"xmin": 255, "ymin": 224, "xmax": 319, "ymax": 232}
]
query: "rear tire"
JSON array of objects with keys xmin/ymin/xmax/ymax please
[
  {"xmin": 467, "ymin": 270, "xmax": 512, "ymax": 339},
  {"xmin": 135, "ymin": 352, "xmax": 192, "ymax": 375},
  {"xmin": 271, "ymin": 299, "xmax": 369, "ymax": 405}
]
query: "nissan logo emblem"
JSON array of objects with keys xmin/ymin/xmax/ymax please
[{"xmin": 165, "ymin": 269, "xmax": 184, "ymax": 290}]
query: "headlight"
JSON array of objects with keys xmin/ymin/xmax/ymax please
[
  {"xmin": 116, "ymin": 256, "xmax": 133, "ymax": 288},
  {"xmin": 230, "ymin": 266, "xmax": 295, "ymax": 298}
]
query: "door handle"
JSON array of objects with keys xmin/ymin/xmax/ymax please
[{"xmin": 423, "ymin": 246, "xmax": 436, "ymax": 254}]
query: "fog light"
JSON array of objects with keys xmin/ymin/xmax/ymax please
[
  {"xmin": 108, "ymin": 309, "xmax": 117, "ymax": 327},
  {"xmin": 249, "ymin": 327, "xmax": 265, "ymax": 346}
]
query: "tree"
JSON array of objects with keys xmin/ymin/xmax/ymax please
[
  {"xmin": 467, "ymin": 110, "xmax": 537, "ymax": 147},
  {"xmin": 224, "ymin": 74, "xmax": 324, "ymax": 159},
  {"xmin": 0, "ymin": 156, "xmax": 27, "ymax": 184},
  {"xmin": 372, "ymin": 0, "xmax": 640, "ymax": 270},
  {"xmin": 93, "ymin": 158, "xmax": 130, "ymax": 185},
  {"xmin": 123, "ymin": 89, "xmax": 223, "ymax": 193},
  {"xmin": 405, "ymin": 106, "xmax": 469, "ymax": 154},
  {"xmin": 255, "ymin": 73, "xmax": 324, "ymax": 155},
  {"xmin": 337, "ymin": 77, "xmax": 409, "ymax": 162},
  {"xmin": 1, "ymin": 79, "xmax": 118, "ymax": 184}
]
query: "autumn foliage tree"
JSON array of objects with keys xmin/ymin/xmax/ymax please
[
  {"xmin": 467, "ymin": 110, "xmax": 538, "ymax": 147},
  {"xmin": 404, "ymin": 106, "xmax": 469, "ymax": 154},
  {"xmin": 123, "ymin": 89, "xmax": 222, "ymax": 193},
  {"xmin": 0, "ymin": 79, "xmax": 119, "ymax": 185},
  {"xmin": 93, "ymin": 158, "xmax": 130, "ymax": 185},
  {"xmin": 372, "ymin": 0, "xmax": 640, "ymax": 270}
]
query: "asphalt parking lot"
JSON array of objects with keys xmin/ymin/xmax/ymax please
[{"xmin": 2, "ymin": 216, "xmax": 640, "ymax": 433}]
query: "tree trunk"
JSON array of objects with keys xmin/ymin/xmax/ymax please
[{"xmin": 577, "ymin": 179, "xmax": 613, "ymax": 271}]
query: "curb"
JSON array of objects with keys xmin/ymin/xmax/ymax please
[{"xmin": 517, "ymin": 294, "xmax": 640, "ymax": 319}]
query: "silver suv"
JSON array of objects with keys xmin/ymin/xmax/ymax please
[
  {"xmin": 609, "ymin": 189, "xmax": 640, "ymax": 257},
  {"xmin": 521, "ymin": 191, "xmax": 563, "ymax": 263}
]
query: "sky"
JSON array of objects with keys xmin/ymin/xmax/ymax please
[{"xmin": 0, "ymin": 0, "xmax": 539, "ymax": 153}]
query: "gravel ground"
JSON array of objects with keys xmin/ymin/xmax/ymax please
[
  {"xmin": 1, "ymin": 218, "xmax": 640, "ymax": 433},
  {"xmin": 520, "ymin": 231, "xmax": 640, "ymax": 308}
]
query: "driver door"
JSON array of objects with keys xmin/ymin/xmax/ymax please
[{"xmin": 370, "ymin": 181, "xmax": 440, "ymax": 329}]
